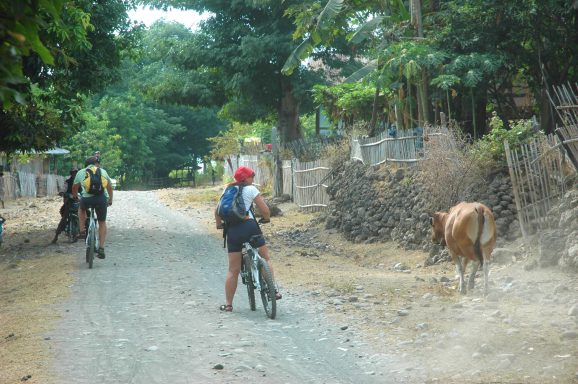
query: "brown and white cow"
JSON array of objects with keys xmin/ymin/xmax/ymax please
[{"xmin": 430, "ymin": 202, "xmax": 497, "ymax": 295}]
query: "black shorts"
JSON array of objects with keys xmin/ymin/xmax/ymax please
[
  {"xmin": 226, "ymin": 219, "xmax": 266, "ymax": 253},
  {"xmin": 80, "ymin": 195, "xmax": 108, "ymax": 221}
]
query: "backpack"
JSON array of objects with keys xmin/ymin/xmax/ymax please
[
  {"xmin": 217, "ymin": 184, "xmax": 248, "ymax": 224},
  {"xmin": 83, "ymin": 166, "xmax": 107, "ymax": 195}
]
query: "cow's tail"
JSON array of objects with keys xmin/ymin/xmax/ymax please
[{"xmin": 474, "ymin": 206, "xmax": 485, "ymax": 266}]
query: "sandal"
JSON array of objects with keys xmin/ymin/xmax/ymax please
[
  {"xmin": 275, "ymin": 291, "xmax": 282, "ymax": 300},
  {"xmin": 219, "ymin": 304, "xmax": 233, "ymax": 312}
]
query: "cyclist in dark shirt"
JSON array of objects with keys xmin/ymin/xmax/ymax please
[{"xmin": 51, "ymin": 168, "xmax": 79, "ymax": 243}]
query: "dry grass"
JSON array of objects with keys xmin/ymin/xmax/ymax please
[
  {"xmin": 0, "ymin": 254, "xmax": 74, "ymax": 384},
  {"xmin": 418, "ymin": 124, "xmax": 492, "ymax": 211}
]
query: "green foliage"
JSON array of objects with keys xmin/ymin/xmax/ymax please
[
  {"xmin": 208, "ymin": 122, "xmax": 252, "ymax": 160},
  {"xmin": 0, "ymin": 0, "xmax": 137, "ymax": 153},
  {"xmin": 300, "ymin": 113, "xmax": 317, "ymax": 138},
  {"xmin": 312, "ymin": 82, "xmax": 385, "ymax": 124},
  {"xmin": 469, "ymin": 114, "xmax": 543, "ymax": 166},
  {"xmin": 142, "ymin": 2, "xmax": 323, "ymax": 143},
  {"xmin": 0, "ymin": 0, "xmax": 64, "ymax": 107}
]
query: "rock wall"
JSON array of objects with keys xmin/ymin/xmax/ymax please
[
  {"xmin": 322, "ymin": 160, "xmax": 519, "ymax": 252},
  {"xmin": 537, "ymin": 189, "xmax": 578, "ymax": 269}
]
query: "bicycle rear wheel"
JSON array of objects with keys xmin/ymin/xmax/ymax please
[
  {"xmin": 243, "ymin": 252, "xmax": 256, "ymax": 311},
  {"xmin": 258, "ymin": 258, "xmax": 276, "ymax": 319},
  {"xmin": 87, "ymin": 221, "xmax": 95, "ymax": 269}
]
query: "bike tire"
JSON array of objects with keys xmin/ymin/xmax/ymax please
[
  {"xmin": 87, "ymin": 223, "xmax": 95, "ymax": 269},
  {"xmin": 243, "ymin": 252, "xmax": 256, "ymax": 311},
  {"xmin": 258, "ymin": 258, "xmax": 276, "ymax": 319},
  {"xmin": 69, "ymin": 215, "xmax": 79, "ymax": 243}
]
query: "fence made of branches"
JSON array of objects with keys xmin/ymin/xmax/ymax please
[
  {"xmin": 293, "ymin": 158, "xmax": 332, "ymax": 211},
  {"xmin": 350, "ymin": 128, "xmax": 425, "ymax": 167},
  {"xmin": 505, "ymin": 135, "xmax": 569, "ymax": 237},
  {"xmin": 548, "ymin": 83, "xmax": 578, "ymax": 172}
]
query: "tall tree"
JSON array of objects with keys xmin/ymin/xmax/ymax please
[
  {"xmin": 0, "ymin": 0, "xmax": 138, "ymax": 152},
  {"xmin": 145, "ymin": 0, "xmax": 323, "ymax": 143}
]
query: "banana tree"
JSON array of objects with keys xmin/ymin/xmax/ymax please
[
  {"xmin": 430, "ymin": 74, "xmax": 461, "ymax": 122},
  {"xmin": 444, "ymin": 53, "xmax": 503, "ymax": 138},
  {"xmin": 282, "ymin": 0, "xmax": 345, "ymax": 76}
]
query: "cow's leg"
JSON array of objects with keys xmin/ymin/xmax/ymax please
[
  {"xmin": 468, "ymin": 260, "xmax": 479, "ymax": 290},
  {"xmin": 454, "ymin": 257, "xmax": 466, "ymax": 294},
  {"xmin": 483, "ymin": 261, "xmax": 490, "ymax": 295}
]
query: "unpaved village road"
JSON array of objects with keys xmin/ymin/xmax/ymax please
[
  {"xmin": 46, "ymin": 191, "xmax": 399, "ymax": 384},
  {"xmin": 2, "ymin": 188, "xmax": 577, "ymax": 384}
]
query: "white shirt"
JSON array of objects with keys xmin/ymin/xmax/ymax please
[{"xmin": 241, "ymin": 185, "xmax": 260, "ymax": 219}]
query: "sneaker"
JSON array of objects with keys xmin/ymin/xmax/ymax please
[{"xmin": 97, "ymin": 247, "xmax": 105, "ymax": 259}]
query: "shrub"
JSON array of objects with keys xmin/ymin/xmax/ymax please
[{"xmin": 469, "ymin": 113, "xmax": 543, "ymax": 167}]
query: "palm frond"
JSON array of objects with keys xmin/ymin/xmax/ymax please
[
  {"xmin": 281, "ymin": 37, "xmax": 313, "ymax": 76},
  {"xmin": 316, "ymin": 0, "xmax": 345, "ymax": 30},
  {"xmin": 348, "ymin": 16, "xmax": 385, "ymax": 45},
  {"xmin": 344, "ymin": 60, "xmax": 378, "ymax": 83}
]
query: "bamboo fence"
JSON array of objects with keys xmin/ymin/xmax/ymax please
[
  {"xmin": 548, "ymin": 83, "xmax": 578, "ymax": 172},
  {"xmin": 293, "ymin": 158, "xmax": 332, "ymax": 211},
  {"xmin": 504, "ymin": 135, "xmax": 568, "ymax": 237},
  {"xmin": 351, "ymin": 129, "xmax": 425, "ymax": 167},
  {"xmin": 281, "ymin": 160, "xmax": 293, "ymax": 196}
]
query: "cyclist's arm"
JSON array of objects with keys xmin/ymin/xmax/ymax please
[
  {"xmin": 106, "ymin": 183, "xmax": 113, "ymax": 205},
  {"xmin": 253, "ymin": 195, "xmax": 270, "ymax": 222},
  {"xmin": 71, "ymin": 183, "xmax": 80, "ymax": 200}
]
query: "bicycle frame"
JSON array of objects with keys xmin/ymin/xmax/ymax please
[
  {"xmin": 87, "ymin": 207, "xmax": 99, "ymax": 247},
  {"xmin": 85, "ymin": 206, "xmax": 99, "ymax": 268},
  {"xmin": 240, "ymin": 235, "xmax": 277, "ymax": 319},
  {"xmin": 242, "ymin": 242, "xmax": 263, "ymax": 290}
]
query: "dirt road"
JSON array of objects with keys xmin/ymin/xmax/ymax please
[
  {"xmin": 46, "ymin": 191, "xmax": 399, "ymax": 383},
  {"xmin": 1, "ymin": 188, "xmax": 577, "ymax": 383}
]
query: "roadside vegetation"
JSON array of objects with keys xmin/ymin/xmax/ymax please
[{"xmin": 1, "ymin": 1, "xmax": 576, "ymax": 189}]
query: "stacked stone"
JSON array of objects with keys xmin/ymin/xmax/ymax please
[
  {"xmin": 471, "ymin": 174, "xmax": 520, "ymax": 241},
  {"xmin": 323, "ymin": 161, "xmax": 520, "ymax": 252}
]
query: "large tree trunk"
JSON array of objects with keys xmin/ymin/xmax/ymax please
[{"xmin": 278, "ymin": 80, "xmax": 302, "ymax": 144}]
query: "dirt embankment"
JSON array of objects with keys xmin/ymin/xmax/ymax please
[{"xmin": 0, "ymin": 187, "xmax": 577, "ymax": 383}]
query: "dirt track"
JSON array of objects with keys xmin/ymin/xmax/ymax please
[{"xmin": 0, "ymin": 187, "xmax": 577, "ymax": 383}]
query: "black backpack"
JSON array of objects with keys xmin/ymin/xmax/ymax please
[{"xmin": 85, "ymin": 167, "xmax": 104, "ymax": 195}]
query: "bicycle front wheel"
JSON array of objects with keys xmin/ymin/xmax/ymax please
[
  {"xmin": 87, "ymin": 224, "xmax": 95, "ymax": 269},
  {"xmin": 258, "ymin": 258, "xmax": 276, "ymax": 319},
  {"xmin": 69, "ymin": 215, "xmax": 79, "ymax": 243},
  {"xmin": 243, "ymin": 252, "xmax": 256, "ymax": 311}
]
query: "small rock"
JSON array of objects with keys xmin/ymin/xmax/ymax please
[
  {"xmin": 340, "ymin": 325, "xmax": 349, "ymax": 330},
  {"xmin": 561, "ymin": 331, "xmax": 578, "ymax": 340},
  {"xmin": 568, "ymin": 304, "xmax": 578, "ymax": 316},
  {"xmin": 213, "ymin": 364, "xmax": 224, "ymax": 370},
  {"xmin": 145, "ymin": 346, "xmax": 158, "ymax": 351}
]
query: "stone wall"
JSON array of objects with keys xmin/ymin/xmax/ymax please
[
  {"xmin": 322, "ymin": 160, "xmax": 519, "ymax": 252},
  {"xmin": 537, "ymin": 189, "xmax": 578, "ymax": 269}
]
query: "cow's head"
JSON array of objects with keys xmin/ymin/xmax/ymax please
[{"xmin": 430, "ymin": 212, "xmax": 447, "ymax": 246}]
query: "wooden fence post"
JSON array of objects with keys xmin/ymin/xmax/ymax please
[{"xmin": 272, "ymin": 127, "xmax": 283, "ymax": 197}]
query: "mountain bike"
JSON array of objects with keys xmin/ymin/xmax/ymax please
[
  {"xmin": 85, "ymin": 206, "xmax": 99, "ymax": 269},
  {"xmin": 65, "ymin": 199, "xmax": 80, "ymax": 242},
  {"xmin": 0, "ymin": 216, "xmax": 5, "ymax": 247},
  {"xmin": 240, "ymin": 234, "xmax": 277, "ymax": 319}
]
